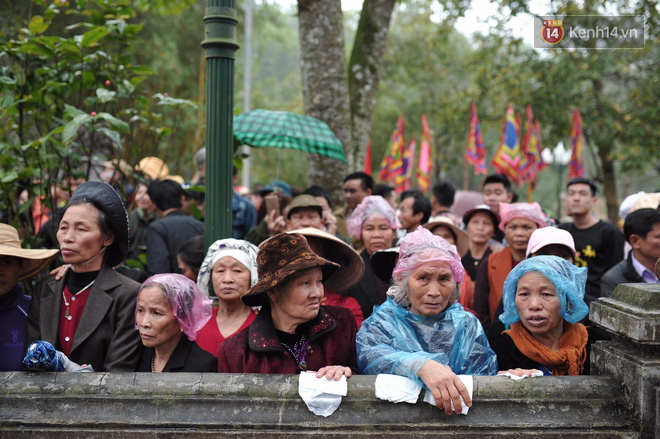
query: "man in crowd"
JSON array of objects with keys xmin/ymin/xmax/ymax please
[
  {"xmin": 482, "ymin": 174, "xmax": 514, "ymax": 242},
  {"xmin": 146, "ymin": 179, "xmax": 204, "ymax": 275},
  {"xmin": 558, "ymin": 177, "xmax": 624, "ymax": 305},
  {"xmin": 335, "ymin": 172, "xmax": 373, "ymax": 239},
  {"xmin": 398, "ymin": 190, "xmax": 431, "ymax": 235},
  {"xmin": 431, "ymin": 180, "xmax": 460, "ymax": 225},
  {"xmin": 285, "ymin": 194, "xmax": 324, "ymax": 231},
  {"xmin": 601, "ymin": 208, "xmax": 660, "ymax": 296}
]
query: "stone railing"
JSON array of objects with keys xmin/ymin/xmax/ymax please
[{"xmin": 1, "ymin": 283, "xmax": 658, "ymax": 439}]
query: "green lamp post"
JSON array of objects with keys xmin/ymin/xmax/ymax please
[{"xmin": 202, "ymin": 0, "xmax": 239, "ymax": 250}]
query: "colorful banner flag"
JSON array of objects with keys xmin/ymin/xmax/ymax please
[
  {"xmin": 378, "ymin": 114, "xmax": 405, "ymax": 184},
  {"xmin": 491, "ymin": 104, "xmax": 521, "ymax": 184},
  {"xmin": 364, "ymin": 140, "xmax": 372, "ymax": 176},
  {"xmin": 417, "ymin": 114, "xmax": 432, "ymax": 193},
  {"xmin": 399, "ymin": 137, "xmax": 416, "ymax": 192},
  {"xmin": 465, "ymin": 102, "xmax": 487, "ymax": 175},
  {"xmin": 519, "ymin": 104, "xmax": 545, "ymax": 186},
  {"xmin": 569, "ymin": 108, "xmax": 585, "ymax": 179}
]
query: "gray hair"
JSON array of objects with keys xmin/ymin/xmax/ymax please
[{"xmin": 387, "ymin": 270, "xmax": 461, "ymax": 310}]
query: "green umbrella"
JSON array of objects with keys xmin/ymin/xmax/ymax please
[{"xmin": 233, "ymin": 109, "xmax": 347, "ymax": 163}]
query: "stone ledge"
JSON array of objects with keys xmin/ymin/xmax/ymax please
[
  {"xmin": 590, "ymin": 284, "xmax": 660, "ymax": 345},
  {"xmin": 0, "ymin": 372, "xmax": 637, "ymax": 438}
]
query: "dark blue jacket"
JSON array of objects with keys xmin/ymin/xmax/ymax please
[{"xmin": 0, "ymin": 284, "xmax": 30, "ymax": 371}]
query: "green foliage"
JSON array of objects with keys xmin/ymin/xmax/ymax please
[{"xmin": 0, "ymin": 0, "xmax": 196, "ymax": 241}]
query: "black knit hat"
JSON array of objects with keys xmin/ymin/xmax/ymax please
[{"xmin": 68, "ymin": 181, "xmax": 129, "ymax": 267}]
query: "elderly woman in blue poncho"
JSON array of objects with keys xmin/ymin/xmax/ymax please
[{"xmin": 356, "ymin": 227, "xmax": 497, "ymax": 415}]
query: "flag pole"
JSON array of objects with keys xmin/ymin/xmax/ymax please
[
  {"xmin": 527, "ymin": 182, "xmax": 533, "ymax": 203},
  {"xmin": 463, "ymin": 161, "xmax": 469, "ymax": 191}
]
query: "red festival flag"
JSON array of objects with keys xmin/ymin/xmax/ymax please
[
  {"xmin": 417, "ymin": 114, "xmax": 433, "ymax": 193},
  {"xmin": 378, "ymin": 114, "xmax": 405, "ymax": 183},
  {"xmin": 569, "ymin": 109, "xmax": 585, "ymax": 179},
  {"xmin": 519, "ymin": 104, "xmax": 545, "ymax": 185},
  {"xmin": 364, "ymin": 140, "xmax": 372, "ymax": 176},
  {"xmin": 465, "ymin": 102, "xmax": 487, "ymax": 175},
  {"xmin": 491, "ymin": 104, "xmax": 521, "ymax": 184}
]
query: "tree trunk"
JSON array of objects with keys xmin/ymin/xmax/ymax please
[
  {"xmin": 297, "ymin": 0, "xmax": 350, "ymax": 206},
  {"xmin": 347, "ymin": 0, "xmax": 396, "ymax": 173},
  {"xmin": 592, "ymin": 77, "xmax": 619, "ymax": 221}
]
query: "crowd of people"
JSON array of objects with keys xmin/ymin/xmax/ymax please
[{"xmin": 2, "ymin": 153, "xmax": 659, "ymax": 415}]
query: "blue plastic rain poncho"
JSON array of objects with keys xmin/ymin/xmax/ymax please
[
  {"xmin": 499, "ymin": 255, "xmax": 589, "ymax": 325},
  {"xmin": 356, "ymin": 297, "xmax": 498, "ymax": 387}
]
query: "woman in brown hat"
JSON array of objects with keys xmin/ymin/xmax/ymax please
[
  {"xmin": 217, "ymin": 233, "xmax": 358, "ymax": 379},
  {"xmin": 0, "ymin": 224, "xmax": 58, "ymax": 371},
  {"xmin": 26, "ymin": 181, "xmax": 142, "ymax": 372}
]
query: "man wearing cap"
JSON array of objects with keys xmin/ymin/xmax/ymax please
[
  {"xmin": 558, "ymin": 178, "xmax": 624, "ymax": 305},
  {"xmin": 0, "ymin": 224, "xmax": 58, "ymax": 371},
  {"xmin": 146, "ymin": 180, "xmax": 204, "ymax": 275},
  {"xmin": 286, "ymin": 195, "xmax": 325, "ymax": 231},
  {"xmin": 601, "ymin": 208, "xmax": 660, "ymax": 297}
]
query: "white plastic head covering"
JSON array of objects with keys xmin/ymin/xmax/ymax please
[
  {"xmin": 619, "ymin": 191, "xmax": 645, "ymax": 220},
  {"xmin": 499, "ymin": 202, "xmax": 547, "ymax": 231},
  {"xmin": 631, "ymin": 192, "xmax": 660, "ymax": 212},
  {"xmin": 136, "ymin": 273, "xmax": 213, "ymax": 341},
  {"xmin": 347, "ymin": 195, "xmax": 401, "ymax": 240},
  {"xmin": 197, "ymin": 239, "xmax": 259, "ymax": 297},
  {"xmin": 499, "ymin": 255, "xmax": 589, "ymax": 325}
]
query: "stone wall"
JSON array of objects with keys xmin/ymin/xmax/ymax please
[
  {"xmin": 1, "ymin": 283, "xmax": 658, "ymax": 438},
  {"xmin": 0, "ymin": 372, "xmax": 637, "ymax": 438}
]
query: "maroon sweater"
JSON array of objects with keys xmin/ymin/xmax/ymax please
[{"xmin": 217, "ymin": 306, "xmax": 357, "ymax": 374}]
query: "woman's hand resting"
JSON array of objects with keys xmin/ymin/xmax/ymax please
[
  {"xmin": 314, "ymin": 365, "xmax": 352, "ymax": 380},
  {"xmin": 418, "ymin": 360, "xmax": 471, "ymax": 415}
]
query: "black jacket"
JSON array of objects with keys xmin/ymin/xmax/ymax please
[
  {"xmin": 145, "ymin": 210, "xmax": 204, "ymax": 275},
  {"xmin": 600, "ymin": 252, "xmax": 644, "ymax": 298},
  {"xmin": 26, "ymin": 264, "xmax": 142, "ymax": 372},
  {"xmin": 136, "ymin": 336, "xmax": 217, "ymax": 372}
]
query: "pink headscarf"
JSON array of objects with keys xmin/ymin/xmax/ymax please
[
  {"xmin": 347, "ymin": 195, "xmax": 401, "ymax": 239},
  {"xmin": 136, "ymin": 273, "xmax": 212, "ymax": 341},
  {"xmin": 392, "ymin": 226, "xmax": 464, "ymax": 284},
  {"xmin": 498, "ymin": 202, "xmax": 547, "ymax": 231}
]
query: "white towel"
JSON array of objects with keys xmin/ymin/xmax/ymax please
[{"xmin": 298, "ymin": 371, "xmax": 347, "ymax": 417}]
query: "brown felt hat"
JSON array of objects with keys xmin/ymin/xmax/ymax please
[
  {"xmin": 0, "ymin": 224, "xmax": 58, "ymax": 281},
  {"xmin": 242, "ymin": 233, "xmax": 339, "ymax": 307}
]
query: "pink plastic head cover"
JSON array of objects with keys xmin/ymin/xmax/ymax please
[
  {"xmin": 392, "ymin": 226, "xmax": 464, "ymax": 284},
  {"xmin": 136, "ymin": 273, "xmax": 213, "ymax": 341},
  {"xmin": 499, "ymin": 202, "xmax": 547, "ymax": 231},
  {"xmin": 347, "ymin": 195, "xmax": 401, "ymax": 240},
  {"xmin": 526, "ymin": 227, "xmax": 577, "ymax": 258}
]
